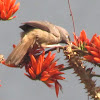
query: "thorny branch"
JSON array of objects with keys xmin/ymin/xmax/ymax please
[{"xmin": 63, "ymin": 44, "xmax": 100, "ymax": 100}]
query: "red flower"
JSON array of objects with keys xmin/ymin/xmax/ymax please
[
  {"xmin": 24, "ymin": 51, "xmax": 65, "ymax": 97},
  {"xmin": 0, "ymin": 0, "xmax": 20, "ymax": 20},
  {"xmin": 84, "ymin": 34, "xmax": 100, "ymax": 63},
  {"xmin": 73, "ymin": 30, "xmax": 89, "ymax": 50}
]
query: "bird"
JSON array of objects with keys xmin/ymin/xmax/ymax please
[{"xmin": 5, "ymin": 21, "xmax": 70, "ymax": 67}]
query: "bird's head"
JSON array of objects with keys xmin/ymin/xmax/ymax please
[{"xmin": 56, "ymin": 26, "xmax": 70, "ymax": 44}]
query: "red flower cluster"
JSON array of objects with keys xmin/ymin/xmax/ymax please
[
  {"xmin": 73, "ymin": 30, "xmax": 100, "ymax": 64},
  {"xmin": 84, "ymin": 34, "xmax": 100, "ymax": 63},
  {"xmin": 25, "ymin": 51, "xmax": 65, "ymax": 97},
  {"xmin": 0, "ymin": 47, "xmax": 65, "ymax": 96},
  {"xmin": 73, "ymin": 30, "xmax": 89, "ymax": 50},
  {"xmin": 0, "ymin": 0, "xmax": 20, "ymax": 20}
]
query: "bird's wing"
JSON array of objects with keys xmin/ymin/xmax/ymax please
[{"xmin": 20, "ymin": 21, "xmax": 60, "ymax": 37}]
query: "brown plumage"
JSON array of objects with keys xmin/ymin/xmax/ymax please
[{"xmin": 5, "ymin": 21, "xmax": 70, "ymax": 67}]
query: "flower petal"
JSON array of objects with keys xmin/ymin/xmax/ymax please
[
  {"xmin": 13, "ymin": 44, "xmax": 16, "ymax": 48},
  {"xmin": 36, "ymin": 55, "xmax": 43, "ymax": 75},
  {"xmin": 1, "ymin": 10, "xmax": 6, "ymax": 19},
  {"xmin": 10, "ymin": 0, "xmax": 16, "ymax": 8},
  {"xmin": 90, "ymin": 51, "xmax": 100, "ymax": 57},
  {"xmin": 55, "ymin": 81, "xmax": 60, "ymax": 97},
  {"xmin": 5, "ymin": 0, "xmax": 11, "ymax": 12},
  {"xmin": 0, "ymin": 1, "xmax": 3, "ymax": 13},
  {"xmin": 29, "ymin": 68, "xmax": 36, "ymax": 79},
  {"xmin": 85, "ymin": 46, "xmax": 99, "ymax": 52},
  {"xmin": 84, "ymin": 55, "xmax": 94, "ymax": 62},
  {"xmin": 53, "ymin": 75, "xmax": 65, "ymax": 80},
  {"xmin": 12, "ymin": 2, "xmax": 20, "ymax": 14},
  {"xmin": 94, "ymin": 57, "xmax": 100, "ymax": 63},
  {"xmin": 80, "ymin": 30, "xmax": 87, "ymax": 42},
  {"xmin": 29, "ymin": 54, "xmax": 37, "ymax": 71},
  {"xmin": 93, "ymin": 36, "xmax": 100, "ymax": 47},
  {"xmin": 90, "ymin": 34, "xmax": 97, "ymax": 44},
  {"xmin": 40, "ymin": 74, "xmax": 50, "ymax": 81},
  {"xmin": 6, "ymin": 9, "xmax": 13, "ymax": 19}
]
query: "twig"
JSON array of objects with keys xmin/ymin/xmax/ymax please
[
  {"xmin": 61, "ymin": 66, "xmax": 72, "ymax": 71},
  {"xmin": 68, "ymin": 0, "xmax": 76, "ymax": 33}
]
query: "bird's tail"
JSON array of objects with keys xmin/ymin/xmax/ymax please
[{"xmin": 5, "ymin": 37, "xmax": 35, "ymax": 67}]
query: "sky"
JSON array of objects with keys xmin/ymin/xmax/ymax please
[{"xmin": 0, "ymin": 0, "xmax": 100, "ymax": 100}]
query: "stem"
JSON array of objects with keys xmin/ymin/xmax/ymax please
[{"xmin": 68, "ymin": 0, "xmax": 76, "ymax": 33}]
